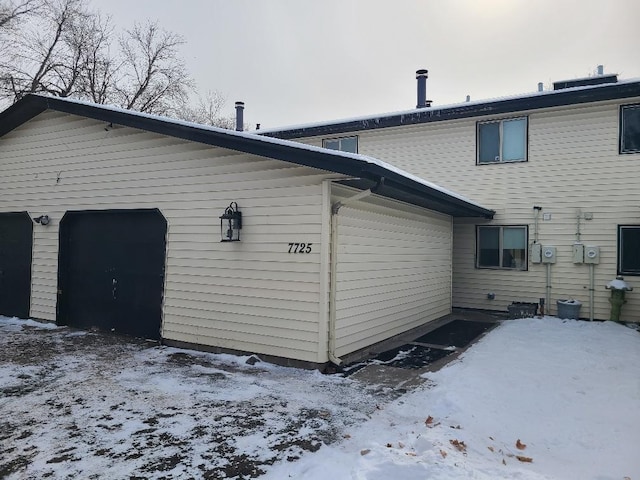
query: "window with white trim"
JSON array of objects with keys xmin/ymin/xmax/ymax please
[
  {"xmin": 618, "ymin": 225, "xmax": 640, "ymax": 275},
  {"xmin": 477, "ymin": 226, "xmax": 528, "ymax": 270},
  {"xmin": 322, "ymin": 136, "xmax": 358, "ymax": 153},
  {"xmin": 620, "ymin": 104, "xmax": 640, "ymax": 154},
  {"xmin": 477, "ymin": 117, "xmax": 527, "ymax": 164}
]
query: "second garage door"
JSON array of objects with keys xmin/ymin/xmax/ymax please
[
  {"xmin": 0, "ymin": 212, "xmax": 33, "ymax": 319},
  {"xmin": 57, "ymin": 209, "xmax": 167, "ymax": 339}
]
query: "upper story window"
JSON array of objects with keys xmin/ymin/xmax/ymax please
[
  {"xmin": 618, "ymin": 225, "xmax": 640, "ymax": 275},
  {"xmin": 620, "ymin": 104, "xmax": 640, "ymax": 154},
  {"xmin": 323, "ymin": 136, "xmax": 358, "ymax": 153},
  {"xmin": 477, "ymin": 117, "xmax": 527, "ymax": 164},
  {"xmin": 477, "ymin": 225, "xmax": 528, "ymax": 270}
]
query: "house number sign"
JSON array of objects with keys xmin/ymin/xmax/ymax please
[{"xmin": 288, "ymin": 243, "xmax": 312, "ymax": 253}]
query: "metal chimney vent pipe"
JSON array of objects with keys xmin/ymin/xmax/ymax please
[
  {"xmin": 597, "ymin": 64, "xmax": 604, "ymax": 76},
  {"xmin": 538, "ymin": 82, "xmax": 544, "ymax": 92},
  {"xmin": 235, "ymin": 101, "xmax": 244, "ymax": 131},
  {"xmin": 416, "ymin": 69, "xmax": 429, "ymax": 108}
]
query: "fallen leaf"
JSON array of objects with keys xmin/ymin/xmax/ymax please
[
  {"xmin": 360, "ymin": 449, "xmax": 371, "ymax": 456},
  {"xmin": 343, "ymin": 434, "xmax": 351, "ymax": 439},
  {"xmin": 487, "ymin": 446, "xmax": 495, "ymax": 452},
  {"xmin": 425, "ymin": 416, "xmax": 434, "ymax": 426},
  {"xmin": 440, "ymin": 449, "xmax": 447, "ymax": 458},
  {"xmin": 386, "ymin": 443, "xmax": 393, "ymax": 448},
  {"xmin": 516, "ymin": 439, "xmax": 527, "ymax": 450},
  {"xmin": 489, "ymin": 436, "xmax": 494, "ymax": 441},
  {"xmin": 398, "ymin": 442, "xmax": 405, "ymax": 449},
  {"xmin": 450, "ymin": 425, "xmax": 461, "ymax": 429},
  {"xmin": 449, "ymin": 439, "xmax": 467, "ymax": 452},
  {"xmin": 502, "ymin": 458, "xmax": 507, "ymax": 466},
  {"xmin": 516, "ymin": 455, "xmax": 533, "ymax": 463}
]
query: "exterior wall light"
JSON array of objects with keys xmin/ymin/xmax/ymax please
[
  {"xmin": 220, "ymin": 202, "xmax": 242, "ymax": 242},
  {"xmin": 33, "ymin": 215, "xmax": 50, "ymax": 226}
]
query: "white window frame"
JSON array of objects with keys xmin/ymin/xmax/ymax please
[
  {"xmin": 477, "ymin": 117, "xmax": 528, "ymax": 164},
  {"xmin": 476, "ymin": 225, "xmax": 528, "ymax": 270},
  {"xmin": 620, "ymin": 104, "xmax": 640, "ymax": 154},
  {"xmin": 322, "ymin": 135, "xmax": 358, "ymax": 153}
]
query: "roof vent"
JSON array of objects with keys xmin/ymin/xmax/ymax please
[
  {"xmin": 553, "ymin": 65, "xmax": 618, "ymax": 90},
  {"xmin": 235, "ymin": 101, "xmax": 244, "ymax": 131},
  {"xmin": 416, "ymin": 69, "xmax": 432, "ymax": 108}
]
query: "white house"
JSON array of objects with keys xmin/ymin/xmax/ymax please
[
  {"xmin": 0, "ymin": 95, "xmax": 492, "ymax": 367},
  {"xmin": 263, "ymin": 69, "xmax": 640, "ymax": 323}
]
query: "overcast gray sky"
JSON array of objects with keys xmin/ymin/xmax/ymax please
[{"xmin": 90, "ymin": 0, "xmax": 640, "ymax": 130}]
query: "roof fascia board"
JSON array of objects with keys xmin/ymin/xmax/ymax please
[
  {"xmin": 264, "ymin": 81, "xmax": 640, "ymax": 140},
  {"xmin": 0, "ymin": 95, "xmax": 494, "ymax": 218}
]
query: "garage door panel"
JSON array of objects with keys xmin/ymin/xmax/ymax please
[
  {"xmin": 0, "ymin": 212, "xmax": 33, "ymax": 318},
  {"xmin": 58, "ymin": 209, "xmax": 167, "ymax": 339}
]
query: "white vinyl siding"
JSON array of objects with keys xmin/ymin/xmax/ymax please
[
  {"xmin": 296, "ymin": 98, "xmax": 640, "ymax": 322},
  {"xmin": 331, "ymin": 186, "xmax": 452, "ymax": 357},
  {"xmin": 0, "ymin": 111, "xmax": 344, "ymax": 363}
]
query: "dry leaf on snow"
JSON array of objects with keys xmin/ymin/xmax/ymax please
[
  {"xmin": 516, "ymin": 439, "xmax": 527, "ymax": 450},
  {"xmin": 487, "ymin": 446, "xmax": 495, "ymax": 452},
  {"xmin": 425, "ymin": 416, "xmax": 434, "ymax": 426},
  {"xmin": 516, "ymin": 455, "xmax": 533, "ymax": 463},
  {"xmin": 360, "ymin": 449, "xmax": 371, "ymax": 456},
  {"xmin": 449, "ymin": 439, "xmax": 467, "ymax": 452},
  {"xmin": 440, "ymin": 449, "xmax": 448, "ymax": 458}
]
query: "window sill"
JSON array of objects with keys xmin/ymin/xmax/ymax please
[
  {"xmin": 476, "ymin": 266, "xmax": 528, "ymax": 271},
  {"xmin": 476, "ymin": 159, "xmax": 528, "ymax": 165}
]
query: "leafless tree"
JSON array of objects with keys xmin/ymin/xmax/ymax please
[
  {"xmin": 172, "ymin": 90, "xmax": 237, "ymax": 129},
  {"xmin": 0, "ymin": 0, "xmax": 227, "ymax": 123},
  {"xmin": 0, "ymin": 0, "xmax": 93, "ymax": 102},
  {"xmin": 113, "ymin": 21, "xmax": 192, "ymax": 115}
]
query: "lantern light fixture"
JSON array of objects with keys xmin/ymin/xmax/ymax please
[{"xmin": 220, "ymin": 202, "xmax": 242, "ymax": 242}]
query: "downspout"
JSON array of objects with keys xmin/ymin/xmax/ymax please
[{"xmin": 328, "ymin": 178, "xmax": 384, "ymax": 366}]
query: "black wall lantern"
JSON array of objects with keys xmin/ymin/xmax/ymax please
[{"xmin": 220, "ymin": 202, "xmax": 242, "ymax": 242}]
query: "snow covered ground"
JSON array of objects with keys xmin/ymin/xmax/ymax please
[{"xmin": 1, "ymin": 315, "xmax": 639, "ymax": 479}]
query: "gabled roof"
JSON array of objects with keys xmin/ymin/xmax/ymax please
[
  {"xmin": 259, "ymin": 78, "xmax": 640, "ymax": 140},
  {"xmin": 0, "ymin": 94, "xmax": 494, "ymax": 218}
]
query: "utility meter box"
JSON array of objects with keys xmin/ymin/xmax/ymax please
[
  {"xmin": 584, "ymin": 246, "xmax": 600, "ymax": 264},
  {"xmin": 541, "ymin": 246, "xmax": 557, "ymax": 264},
  {"xmin": 531, "ymin": 243, "xmax": 542, "ymax": 264},
  {"xmin": 573, "ymin": 243, "xmax": 584, "ymax": 264}
]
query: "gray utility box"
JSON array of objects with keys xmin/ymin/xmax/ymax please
[{"xmin": 557, "ymin": 299, "xmax": 581, "ymax": 319}]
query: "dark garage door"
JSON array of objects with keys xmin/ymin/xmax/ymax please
[
  {"xmin": 0, "ymin": 212, "xmax": 33, "ymax": 318},
  {"xmin": 57, "ymin": 209, "xmax": 167, "ymax": 339}
]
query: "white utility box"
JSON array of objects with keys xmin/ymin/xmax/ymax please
[
  {"xmin": 573, "ymin": 243, "xmax": 584, "ymax": 264},
  {"xmin": 531, "ymin": 243, "xmax": 542, "ymax": 263},
  {"xmin": 541, "ymin": 246, "xmax": 557, "ymax": 264},
  {"xmin": 584, "ymin": 246, "xmax": 600, "ymax": 264}
]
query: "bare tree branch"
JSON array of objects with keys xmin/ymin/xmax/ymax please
[
  {"xmin": 171, "ymin": 90, "xmax": 237, "ymax": 129},
  {"xmin": 0, "ymin": 0, "xmax": 217, "ymax": 122},
  {"xmin": 114, "ymin": 21, "xmax": 192, "ymax": 114},
  {"xmin": 0, "ymin": 0, "xmax": 42, "ymax": 30}
]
